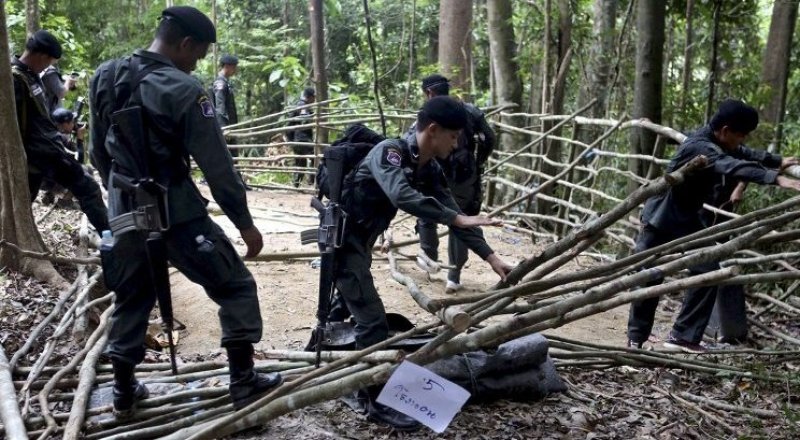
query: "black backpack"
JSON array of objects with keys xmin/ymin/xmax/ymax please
[{"xmin": 316, "ymin": 123, "xmax": 386, "ymax": 199}]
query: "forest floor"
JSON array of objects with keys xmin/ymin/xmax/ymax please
[{"xmin": 1, "ymin": 185, "xmax": 797, "ymax": 439}]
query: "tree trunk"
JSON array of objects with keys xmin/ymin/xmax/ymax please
[
  {"xmin": 487, "ymin": 0, "xmax": 522, "ymax": 151},
  {"xmin": 0, "ymin": 1, "xmax": 65, "ymax": 286},
  {"xmin": 308, "ymin": 0, "xmax": 328, "ymax": 143},
  {"xmin": 760, "ymin": 0, "xmax": 798, "ymax": 152},
  {"xmin": 705, "ymin": 0, "xmax": 722, "ymax": 124},
  {"xmin": 438, "ymin": 0, "xmax": 473, "ymax": 91},
  {"xmin": 26, "ymin": 0, "xmax": 40, "ymax": 35},
  {"xmin": 576, "ymin": 0, "xmax": 616, "ymax": 146},
  {"xmin": 628, "ymin": 0, "xmax": 665, "ymax": 192},
  {"xmin": 679, "ymin": 0, "xmax": 695, "ymax": 130}
]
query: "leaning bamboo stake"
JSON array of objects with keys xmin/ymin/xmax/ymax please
[
  {"xmin": 63, "ymin": 300, "xmax": 113, "ymax": 439},
  {"xmin": 0, "ymin": 344, "xmax": 27, "ymax": 440},
  {"xmin": 260, "ymin": 350, "xmax": 402, "ymax": 364},
  {"xmin": 221, "ymin": 96, "xmax": 349, "ymax": 131},
  {"xmin": 37, "ymin": 306, "xmax": 112, "ymax": 440}
]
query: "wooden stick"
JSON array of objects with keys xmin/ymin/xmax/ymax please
[
  {"xmin": 0, "ymin": 240, "xmax": 100, "ymax": 265},
  {"xmin": 0, "ymin": 344, "xmax": 27, "ymax": 440}
]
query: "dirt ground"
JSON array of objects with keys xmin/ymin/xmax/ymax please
[{"xmin": 172, "ymin": 185, "xmax": 650, "ymax": 356}]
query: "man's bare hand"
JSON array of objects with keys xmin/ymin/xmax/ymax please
[
  {"xmin": 486, "ymin": 253, "xmax": 513, "ymax": 282},
  {"xmin": 781, "ymin": 156, "xmax": 799, "ymax": 170},
  {"xmin": 776, "ymin": 175, "xmax": 800, "ymax": 192},
  {"xmin": 453, "ymin": 214, "xmax": 503, "ymax": 229},
  {"xmin": 240, "ymin": 225, "xmax": 264, "ymax": 258},
  {"xmin": 729, "ymin": 181, "xmax": 746, "ymax": 206}
]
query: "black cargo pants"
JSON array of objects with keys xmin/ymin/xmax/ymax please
[
  {"xmin": 627, "ymin": 224, "xmax": 720, "ymax": 344},
  {"xmin": 102, "ymin": 215, "xmax": 262, "ymax": 364}
]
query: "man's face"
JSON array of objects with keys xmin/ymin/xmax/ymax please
[
  {"xmin": 428, "ymin": 123, "xmax": 461, "ymax": 159},
  {"xmin": 224, "ymin": 64, "xmax": 237, "ymax": 77},
  {"xmin": 717, "ymin": 126, "xmax": 748, "ymax": 151},
  {"xmin": 175, "ymin": 38, "xmax": 209, "ymax": 73},
  {"xmin": 57, "ymin": 121, "xmax": 74, "ymax": 134}
]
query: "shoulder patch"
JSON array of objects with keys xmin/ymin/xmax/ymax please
[
  {"xmin": 385, "ymin": 147, "xmax": 402, "ymax": 167},
  {"xmin": 198, "ymin": 95, "xmax": 215, "ymax": 118}
]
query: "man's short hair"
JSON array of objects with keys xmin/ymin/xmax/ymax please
[
  {"xmin": 220, "ymin": 54, "xmax": 238, "ymax": 66},
  {"xmin": 421, "ymin": 74, "xmax": 450, "ymax": 96},
  {"xmin": 416, "ymin": 96, "xmax": 467, "ymax": 132},
  {"xmin": 303, "ymin": 87, "xmax": 316, "ymax": 98},
  {"xmin": 51, "ymin": 107, "xmax": 75, "ymax": 124},
  {"xmin": 157, "ymin": 6, "xmax": 217, "ymax": 44},
  {"xmin": 26, "ymin": 30, "xmax": 62, "ymax": 59},
  {"xmin": 710, "ymin": 99, "xmax": 759, "ymax": 134}
]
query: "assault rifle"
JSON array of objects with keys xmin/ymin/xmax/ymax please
[
  {"xmin": 108, "ymin": 103, "xmax": 177, "ymax": 375},
  {"xmin": 300, "ymin": 148, "xmax": 347, "ymax": 367}
]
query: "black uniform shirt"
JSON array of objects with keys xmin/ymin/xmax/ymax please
[
  {"xmin": 212, "ymin": 74, "xmax": 237, "ymax": 127},
  {"xmin": 404, "ymin": 103, "xmax": 496, "ymax": 184},
  {"xmin": 11, "ymin": 57, "xmax": 73, "ymax": 170},
  {"xmin": 347, "ymin": 135, "xmax": 494, "ymax": 259},
  {"xmin": 90, "ymin": 49, "xmax": 253, "ymax": 230},
  {"xmin": 288, "ymin": 98, "xmax": 314, "ymax": 142},
  {"xmin": 641, "ymin": 125, "xmax": 782, "ymax": 235}
]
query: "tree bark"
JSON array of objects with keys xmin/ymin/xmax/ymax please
[
  {"xmin": 438, "ymin": 0, "xmax": 473, "ymax": 91},
  {"xmin": 308, "ymin": 0, "xmax": 328, "ymax": 143},
  {"xmin": 628, "ymin": 0, "xmax": 665, "ymax": 192},
  {"xmin": 705, "ymin": 0, "xmax": 722, "ymax": 123},
  {"xmin": 26, "ymin": 0, "xmax": 40, "ymax": 35},
  {"xmin": 0, "ymin": 4, "xmax": 65, "ymax": 286},
  {"xmin": 760, "ymin": 0, "xmax": 798, "ymax": 152},
  {"xmin": 679, "ymin": 0, "xmax": 695, "ymax": 130},
  {"xmin": 487, "ymin": 0, "xmax": 523, "ymax": 151},
  {"xmin": 579, "ymin": 0, "xmax": 616, "ymax": 119}
]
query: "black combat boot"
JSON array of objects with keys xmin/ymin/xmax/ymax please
[
  {"xmin": 112, "ymin": 359, "xmax": 149, "ymax": 418},
  {"xmin": 227, "ymin": 343, "xmax": 284, "ymax": 409},
  {"xmin": 365, "ymin": 385, "xmax": 421, "ymax": 431}
]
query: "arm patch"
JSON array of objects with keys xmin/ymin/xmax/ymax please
[
  {"xmin": 198, "ymin": 96, "xmax": 215, "ymax": 118},
  {"xmin": 384, "ymin": 147, "xmax": 402, "ymax": 167}
]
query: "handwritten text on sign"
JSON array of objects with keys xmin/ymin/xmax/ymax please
[{"xmin": 376, "ymin": 360, "xmax": 470, "ymax": 433}]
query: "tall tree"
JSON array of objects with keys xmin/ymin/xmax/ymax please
[
  {"xmin": 487, "ymin": 0, "xmax": 522, "ymax": 150},
  {"xmin": 26, "ymin": 0, "xmax": 40, "ymax": 35},
  {"xmin": 0, "ymin": 2, "xmax": 64, "ymax": 286},
  {"xmin": 760, "ymin": 0, "xmax": 798, "ymax": 152},
  {"xmin": 679, "ymin": 0, "xmax": 695, "ymax": 129},
  {"xmin": 705, "ymin": 0, "xmax": 722, "ymax": 123},
  {"xmin": 438, "ymin": 0, "xmax": 473, "ymax": 91},
  {"xmin": 308, "ymin": 0, "xmax": 328, "ymax": 143},
  {"xmin": 629, "ymin": 0, "xmax": 665, "ymax": 190},
  {"xmin": 580, "ymin": 0, "xmax": 616, "ymax": 119}
]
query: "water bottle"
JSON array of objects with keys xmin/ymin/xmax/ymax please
[
  {"xmin": 195, "ymin": 235, "xmax": 214, "ymax": 252},
  {"xmin": 100, "ymin": 230, "xmax": 114, "ymax": 252}
]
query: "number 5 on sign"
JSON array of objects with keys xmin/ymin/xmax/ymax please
[{"xmin": 376, "ymin": 360, "xmax": 471, "ymax": 433}]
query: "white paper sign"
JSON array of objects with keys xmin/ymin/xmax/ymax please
[{"xmin": 376, "ymin": 360, "xmax": 471, "ymax": 433}]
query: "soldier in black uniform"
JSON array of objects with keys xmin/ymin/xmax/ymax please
[
  {"xmin": 626, "ymin": 99, "xmax": 800, "ymax": 353},
  {"xmin": 40, "ymin": 107, "xmax": 87, "ymax": 206},
  {"xmin": 40, "ymin": 65, "xmax": 77, "ymax": 112},
  {"xmin": 90, "ymin": 6, "xmax": 280, "ymax": 416},
  {"xmin": 12, "ymin": 30, "xmax": 109, "ymax": 233},
  {"xmin": 329, "ymin": 96, "xmax": 512, "ymax": 429},
  {"xmin": 212, "ymin": 54, "xmax": 238, "ymax": 130},
  {"xmin": 407, "ymin": 74, "xmax": 496, "ymax": 293},
  {"xmin": 286, "ymin": 87, "xmax": 316, "ymax": 187}
]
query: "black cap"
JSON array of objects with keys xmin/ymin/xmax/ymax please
[
  {"xmin": 303, "ymin": 87, "xmax": 316, "ymax": 98},
  {"xmin": 26, "ymin": 30, "xmax": 62, "ymax": 59},
  {"xmin": 710, "ymin": 99, "xmax": 759, "ymax": 134},
  {"xmin": 162, "ymin": 6, "xmax": 216, "ymax": 43},
  {"xmin": 220, "ymin": 54, "xmax": 238, "ymax": 66},
  {"xmin": 51, "ymin": 107, "xmax": 76, "ymax": 123},
  {"xmin": 421, "ymin": 74, "xmax": 450, "ymax": 94},
  {"xmin": 419, "ymin": 96, "xmax": 467, "ymax": 131}
]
